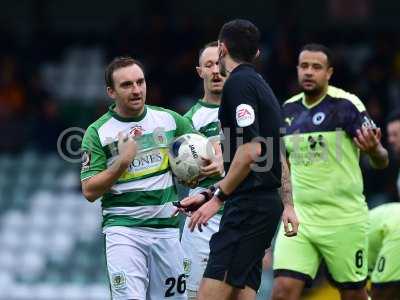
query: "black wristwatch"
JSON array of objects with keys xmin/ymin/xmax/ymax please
[{"xmin": 213, "ymin": 186, "xmax": 229, "ymax": 202}]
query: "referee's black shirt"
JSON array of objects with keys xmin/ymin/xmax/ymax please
[{"xmin": 219, "ymin": 63, "xmax": 283, "ymax": 197}]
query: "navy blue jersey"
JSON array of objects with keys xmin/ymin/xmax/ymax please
[
  {"xmin": 284, "ymin": 86, "xmax": 375, "ymax": 137},
  {"xmin": 282, "ymin": 85, "xmax": 376, "ymax": 225}
]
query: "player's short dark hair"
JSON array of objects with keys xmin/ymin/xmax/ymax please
[
  {"xmin": 386, "ymin": 110, "xmax": 400, "ymax": 124},
  {"xmin": 300, "ymin": 43, "xmax": 333, "ymax": 67},
  {"xmin": 218, "ymin": 19, "xmax": 260, "ymax": 63},
  {"xmin": 105, "ymin": 56, "xmax": 145, "ymax": 88},
  {"xmin": 198, "ymin": 41, "xmax": 218, "ymax": 65}
]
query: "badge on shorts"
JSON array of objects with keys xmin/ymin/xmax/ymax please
[
  {"xmin": 183, "ymin": 258, "xmax": 192, "ymax": 276},
  {"xmin": 81, "ymin": 151, "xmax": 91, "ymax": 172},
  {"xmin": 236, "ymin": 104, "xmax": 255, "ymax": 127},
  {"xmin": 111, "ymin": 271, "xmax": 127, "ymax": 290}
]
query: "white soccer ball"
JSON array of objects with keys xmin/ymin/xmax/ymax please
[{"xmin": 168, "ymin": 133, "xmax": 215, "ymax": 183}]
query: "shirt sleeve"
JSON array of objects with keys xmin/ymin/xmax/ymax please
[
  {"xmin": 222, "ymin": 76, "xmax": 261, "ymax": 143},
  {"xmin": 342, "ymin": 98, "xmax": 377, "ymax": 138},
  {"xmin": 171, "ymin": 111, "xmax": 196, "ymax": 137},
  {"xmin": 80, "ymin": 126, "xmax": 107, "ymax": 181},
  {"xmin": 183, "ymin": 106, "xmax": 196, "ymax": 128}
]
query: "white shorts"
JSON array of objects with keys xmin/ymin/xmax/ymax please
[
  {"xmin": 181, "ymin": 213, "xmax": 222, "ymax": 291},
  {"xmin": 104, "ymin": 226, "xmax": 187, "ymax": 300}
]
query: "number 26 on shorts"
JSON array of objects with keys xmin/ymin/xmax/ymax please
[{"xmin": 165, "ymin": 274, "xmax": 186, "ymax": 297}]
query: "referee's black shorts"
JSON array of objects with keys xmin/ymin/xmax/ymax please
[{"xmin": 203, "ymin": 190, "xmax": 283, "ymax": 291}]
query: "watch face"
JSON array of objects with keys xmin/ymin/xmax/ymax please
[{"xmin": 214, "ymin": 187, "xmax": 227, "ymax": 201}]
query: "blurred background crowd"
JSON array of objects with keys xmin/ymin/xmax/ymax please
[{"xmin": 0, "ymin": 0, "xmax": 399, "ymax": 299}]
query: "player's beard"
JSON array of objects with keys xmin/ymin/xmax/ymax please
[{"xmin": 301, "ymin": 84, "xmax": 324, "ymax": 98}]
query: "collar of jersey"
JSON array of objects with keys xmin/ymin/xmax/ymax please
[
  {"xmin": 108, "ymin": 103, "xmax": 147, "ymax": 122},
  {"xmin": 199, "ymin": 99, "xmax": 220, "ymax": 108},
  {"xmin": 301, "ymin": 93, "xmax": 327, "ymax": 109},
  {"xmin": 231, "ymin": 63, "xmax": 254, "ymax": 74}
]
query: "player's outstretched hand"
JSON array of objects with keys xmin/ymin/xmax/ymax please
[
  {"xmin": 282, "ymin": 204, "xmax": 299, "ymax": 237},
  {"xmin": 171, "ymin": 193, "xmax": 208, "ymax": 217},
  {"xmin": 117, "ymin": 131, "xmax": 137, "ymax": 167},
  {"xmin": 200, "ymin": 156, "xmax": 224, "ymax": 177},
  {"xmin": 353, "ymin": 127, "xmax": 381, "ymax": 154},
  {"xmin": 188, "ymin": 197, "xmax": 222, "ymax": 232}
]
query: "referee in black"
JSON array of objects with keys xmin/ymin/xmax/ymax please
[{"xmin": 178, "ymin": 19, "xmax": 299, "ymax": 300}]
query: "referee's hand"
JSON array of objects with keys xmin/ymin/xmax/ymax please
[{"xmin": 282, "ymin": 204, "xmax": 299, "ymax": 237}]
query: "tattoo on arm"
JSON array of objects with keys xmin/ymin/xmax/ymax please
[{"xmin": 280, "ymin": 155, "xmax": 293, "ymax": 206}]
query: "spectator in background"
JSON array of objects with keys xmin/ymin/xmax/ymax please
[
  {"xmin": 34, "ymin": 99, "xmax": 65, "ymax": 152},
  {"xmin": 0, "ymin": 56, "xmax": 25, "ymax": 117},
  {"xmin": 0, "ymin": 56, "xmax": 26, "ymax": 151},
  {"xmin": 24, "ymin": 70, "xmax": 65, "ymax": 152},
  {"xmin": 387, "ymin": 110, "xmax": 400, "ymax": 196}
]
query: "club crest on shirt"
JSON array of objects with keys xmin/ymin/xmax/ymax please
[
  {"xmin": 312, "ymin": 112, "xmax": 325, "ymax": 125},
  {"xmin": 152, "ymin": 127, "xmax": 167, "ymax": 146},
  {"xmin": 236, "ymin": 104, "xmax": 255, "ymax": 127}
]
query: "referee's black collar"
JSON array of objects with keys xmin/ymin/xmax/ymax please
[{"xmin": 231, "ymin": 63, "xmax": 255, "ymax": 74}]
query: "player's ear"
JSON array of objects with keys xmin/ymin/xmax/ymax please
[
  {"xmin": 218, "ymin": 42, "xmax": 227, "ymax": 58},
  {"xmin": 255, "ymin": 49, "xmax": 260, "ymax": 59},
  {"xmin": 196, "ymin": 66, "xmax": 203, "ymax": 78},
  {"xmin": 327, "ymin": 67, "xmax": 334, "ymax": 80},
  {"xmin": 107, "ymin": 86, "xmax": 116, "ymax": 99}
]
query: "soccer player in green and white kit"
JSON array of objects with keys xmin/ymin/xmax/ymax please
[
  {"xmin": 271, "ymin": 44, "xmax": 389, "ymax": 300},
  {"xmin": 80, "ymin": 56, "xmax": 213, "ymax": 300},
  {"xmin": 368, "ymin": 202, "xmax": 400, "ymax": 300},
  {"xmin": 180, "ymin": 41, "xmax": 226, "ymax": 300}
]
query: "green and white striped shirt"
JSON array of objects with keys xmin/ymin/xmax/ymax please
[
  {"xmin": 184, "ymin": 99, "xmax": 224, "ymax": 214},
  {"xmin": 184, "ymin": 99, "xmax": 222, "ymax": 188},
  {"xmin": 81, "ymin": 104, "xmax": 193, "ymax": 233}
]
